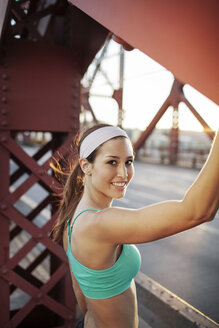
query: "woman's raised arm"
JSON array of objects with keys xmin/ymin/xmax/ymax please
[{"xmin": 95, "ymin": 131, "xmax": 219, "ymax": 245}]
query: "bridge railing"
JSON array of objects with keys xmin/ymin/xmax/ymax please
[{"xmin": 135, "ymin": 271, "xmax": 218, "ymax": 328}]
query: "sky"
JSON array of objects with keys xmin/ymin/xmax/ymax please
[{"xmin": 82, "ymin": 40, "xmax": 219, "ymax": 132}]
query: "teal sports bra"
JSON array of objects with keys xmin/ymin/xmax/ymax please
[{"xmin": 66, "ymin": 209, "xmax": 141, "ymax": 299}]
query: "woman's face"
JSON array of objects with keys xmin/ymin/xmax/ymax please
[{"xmin": 89, "ymin": 137, "xmax": 134, "ymax": 200}]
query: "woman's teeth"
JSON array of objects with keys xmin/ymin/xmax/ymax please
[{"xmin": 112, "ymin": 182, "xmax": 126, "ymax": 187}]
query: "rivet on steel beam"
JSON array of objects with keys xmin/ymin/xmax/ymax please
[
  {"xmin": 1, "ymin": 120, "xmax": 8, "ymax": 127},
  {"xmin": 38, "ymin": 233, "xmax": 43, "ymax": 240},
  {"xmin": 72, "ymin": 82, "xmax": 79, "ymax": 88},
  {"xmin": 2, "ymin": 85, "xmax": 8, "ymax": 92},
  {"xmin": 71, "ymin": 123, "xmax": 78, "ymax": 130},
  {"xmin": 39, "ymin": 168, "xmax": 44, "ymax": 176},
  {"xmin": 37, "ymin": 292, "xmax": 43, "ymax": 299},
  {"xmin": 0, "ymin": 136, "xmax": 8, "ymax": 143},
  {"xmin": 1, "ymin": 108, "xmax": 8, "ymax": 115},
  {"xmin": 1, "ymin": 97, "xmax": 8, "ymax": 104},
  {"xmin": 68, "ymin": 314, "xmax": 73, "ymax": 320},
  {"xmin": 71, "ymin": 104, "xmax": 78, "ymax": 110},
  {"xmin": 72, "ymin": 114, "xmax": 78, "ymax": 119},
  {"xmin": 0, "ymin": 266, "xmax": 8, "ymax": 275},
  {"xmin": 2, "ymin": 73, "xmax": 8, "ymax": 80},
  {"xmin": 0, "ymin": 203, "xmax": 8, "ymax": 210}
]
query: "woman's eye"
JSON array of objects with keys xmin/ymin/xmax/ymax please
[
  {"xmin": 126, "ymin": 160, "xmax": 133, "ymax": 165},
  {"xmin": 108, "ymin": 160, "xmax": 117, "ymax": 165}
]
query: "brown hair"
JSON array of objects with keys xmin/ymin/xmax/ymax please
[{"xmin": 50, "ymin": 123, "xmax": 118, "ymax": 243}]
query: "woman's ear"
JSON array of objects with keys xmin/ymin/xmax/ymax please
[{"xmin": 79, "ymin": 158, "xmax": 92, "ymax": 176}]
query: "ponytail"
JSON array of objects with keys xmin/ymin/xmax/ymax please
[
  {"xmin": 50, "ymin": 123, "xmax": 113, "ymax": 243},
  {"xmin": 50, "ymin": 161, "xmax": 85, "ymax": 243}
]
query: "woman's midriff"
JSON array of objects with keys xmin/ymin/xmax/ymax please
[{"xmin": 84, "ymin": 280, "xmax": 138, "ymax": 328}]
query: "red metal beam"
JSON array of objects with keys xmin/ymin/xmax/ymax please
[
  {"xmin": 134, "ymin": 97, "xmax": 170, "ymax": 151},
  {"xmin": 3, "ymin": 40, "xmax": 81, "ymax": 133},
  {"xmin": 3, "ymin": 264, "xmax": 72, "ymax": 327},
  {"xmin": 0, "ymin": 2, "xmax": 110, "ymax": 326},
  {"xmin": 134, "ymin": 79, "xmax": 215, "ymax": 153},
  {"xmin": 0, "ymin": 131, "xmax": 10, "ymax": 326},
  {"xmin": 182, "ymin": 96, "xmax": 215, "ymax": 140},
  {"xmin": 69, "ymin": 0, "xmax": 219, "ymax": 105}
]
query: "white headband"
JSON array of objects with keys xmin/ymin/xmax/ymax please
[{"xmin": 79, "ymin": 126, "xmax": 128, "ymax": 159}]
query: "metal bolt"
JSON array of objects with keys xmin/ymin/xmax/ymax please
[
  {"xmin": 2, "ymin": 85, "xmax": 8, "ymax": 92},
  {"xmin": 71, "ymin": 104, "xmax": 78, "ymax": 110},
  {"xmin": 39, "ymin": 168, "xmax": 44, "ymax": 176},
  {"xmin": 1, "ymin": 120, "xmax": 8, "ymax": 127},
  {"xmin": 0, "ymin": 203, "xmax": 7, "ymax": 210},
  {"xmin": 72, "ymin": 112, "xmax": 78, "ymax": 118},
  {"xmin": 38, "ymin": 233, "xmax": 43, "ymax": 240},
  {"xmin": 37, "ymin": 292, "xmax": 43, "ymax": 299},
  {"xmin": 0, "ymin": 136, "xmax": 8, "ymax": 143},
  {"xmin": 2, "ymin": 73, "xmax": 8, "ymax": 80},
  {"xmin": 72, "ymin": 81, "xmax": 79, "ymax": 88},
  {"xmin": 1, "ymin": 108, "xmax": 8, "ymax": 115},
  {"xmin": 1, "ymin": 97, "xmax": 7, "ymax": 104},
  {"xmin": 71, "ymin": 123, "xmax": 77, "ymax": 130},
  {"xmin": 0, "ymin": 266, "xmax": 8, "ymax": 275}
]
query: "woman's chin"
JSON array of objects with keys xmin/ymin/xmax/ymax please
[{"xmin": 114, "ymin": 191, "xmax": 126, "ymax": 199}]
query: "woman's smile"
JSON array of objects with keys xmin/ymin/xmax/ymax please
[{"xmin": 111, "ymin": 181, "xmax": 127, "ymax": 191}]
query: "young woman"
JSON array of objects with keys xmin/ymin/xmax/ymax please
[{"xmin": 51, "ymin": 124, "xmax": 219, "ymax": 328}]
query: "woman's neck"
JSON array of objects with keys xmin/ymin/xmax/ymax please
[{"xmin": 80, "ymin": 186, "xmax": 113, "ymax": 210}]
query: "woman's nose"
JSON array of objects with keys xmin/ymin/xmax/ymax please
[{"xmin": 117, "ymin": 164, "xmax": 128, "ymax": 178}]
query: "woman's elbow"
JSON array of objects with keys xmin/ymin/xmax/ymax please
[
  {"xmin": 201, "ymin": 199, "xmax": 219, "ymax": 222},
  {"xmin": 203, "ymin": 205, "xmax": 218, "ymax": 222},
  {"xmin": 196, "ymin": 206, "xmax": 218, "ymax": 224},
  {"xmin": 182, "ymin": 197, "xmax": 218, "ymax": 225}
]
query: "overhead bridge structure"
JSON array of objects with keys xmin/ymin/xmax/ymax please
[{"xmin": 0, "ymin": 0, "xmax": 218, "ymax": 327}]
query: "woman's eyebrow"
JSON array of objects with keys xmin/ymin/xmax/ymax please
[{"xmin": 105, "ymin": 155, "xmax": 134, "ymax": 159}]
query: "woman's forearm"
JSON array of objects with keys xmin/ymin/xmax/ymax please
[{"xmin": 183, "ymin": 130, "xmax": 219, "ymax": 222}]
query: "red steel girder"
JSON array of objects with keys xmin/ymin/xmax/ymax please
[
  {"xmin": 134, "ymin": 79, "xmax": 215, "ymax": 152},
  {"xmin": 1, "ymin": 39, "xmax": 81, "ymax": 133},
  {"xmin": 182, "ymin": 96, "xmax": 215, "ymax": 140},
  {"xmin": 8, "ymin": 211, "xmax": 59, "ymax": 270},
  {"xmin": 6, "ymin": 133, "xmax": 74, "ymax": 206},
  {"xmin": 1, "ymin": 263, "xmax": 72, "ymax": 327},
  {"xmin": 1, "ymin": 206, "xmax": 65, "ymax": 261},
  {"xmin": 10, "ymin": 195, "xmax": 52, "ymax": 240},
  {"xmin": 0, "ymin": 2, "xmax": 110, "ymax": 326},
  {"xmin": 10, "ymin": 140, "xmax": 53, "ymax": 185},
  {"xmin": 69, "ymin": 0, "xmax": 219, "ymax": 105},
  {"xmin": 0, "ymin": 133, "xmax": 74, "ymax": 327},
  {"xmin": 0, "ymin": 131, "xmax": 10, "ymax": 326},
  {"xmin": 0, "ymin": 132, "xmax": 76, "ymax": 327}
]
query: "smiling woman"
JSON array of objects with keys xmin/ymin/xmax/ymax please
[{"xmin": 50, "ymin": 124, "xmax": 219, "ymax": 328}]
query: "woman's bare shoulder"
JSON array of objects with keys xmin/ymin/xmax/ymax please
[{"xmin": 96, "ymin": 206, "xmax": 136, "ymax": 220}]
